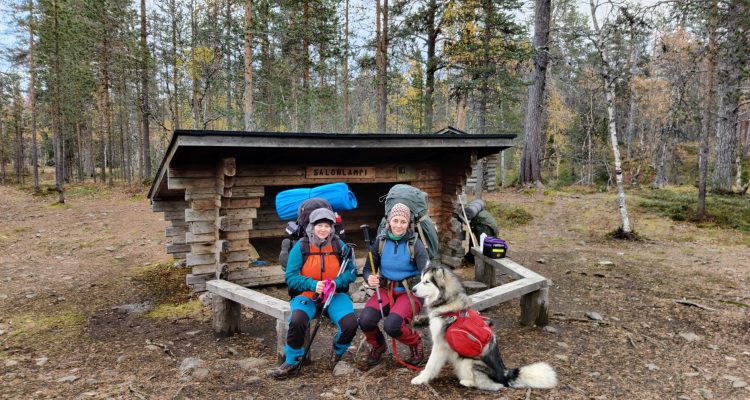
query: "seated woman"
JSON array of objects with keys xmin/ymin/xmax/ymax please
[
  {"xmin": 269, "ymin": 208, "xmax": 358, "ymax": 379},
  {"xmin": 359, "ymin": 203, "xmax": 429, "ymax": 368}
]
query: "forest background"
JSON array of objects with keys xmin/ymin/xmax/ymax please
[{"xmin": 0, "ymin": 0, "xmax": 748, "ymax": 228}]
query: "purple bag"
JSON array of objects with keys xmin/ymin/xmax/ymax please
[{"xmin": 482, "ymin": 236, "xmax": 507, "ymax": 259}]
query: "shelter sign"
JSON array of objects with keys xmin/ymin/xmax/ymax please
[{"xmin": 306, "ymin": 166, "xmax": 376, "ymax": 180}]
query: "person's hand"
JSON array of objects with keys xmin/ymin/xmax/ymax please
[
  {"xmin": 315, "ymin": 280, "xmax": 325, "ymax": 294},
  {"xmin": 367, "ymin": 275, "xmax": 380, "ymax": 287}
]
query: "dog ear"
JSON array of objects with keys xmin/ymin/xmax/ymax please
[{"xmin": 434, "ymin": 266, "xmax": 444, "ymax": 280}]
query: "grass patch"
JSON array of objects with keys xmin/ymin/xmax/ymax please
[
  {"xmin": 3, "ymin": 311, "xmax": 86, "ymax": 348},
  {"xmin": 147, "ymin": 299, "xmax": 203, "ymax": 320},
  {"xmin": 485, "ymin": 201, "xmax": 533, "ymax": 228},
  {"xmin": 132, "ymin": 261, "xmax": 193, "ymax": 304},
  {"xmin": 634, "ymin": 187, "xmax": 750, "ymax": 231}
]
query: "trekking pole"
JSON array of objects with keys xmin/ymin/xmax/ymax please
[
  {"xmin": 360, "ymin": 225, "xmax": 391, "ymax": 355},
  {"xmin": 294, "ymin": 245, "xmax": 354, "ymax": 373},
  {"xmin": 458, "ymin": 194, "xmax": 478, "ymax": 248}
]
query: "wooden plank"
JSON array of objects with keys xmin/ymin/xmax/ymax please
[
  {"xmin": 190, "ymin": 242, "xmax": 216, "ymax": 255},
  {"xmin": 168, "ymin": 177, "xmax": 218, "ymax": 190},
  {"xmin": 206, "ymin": 279, "xmax": 290, "ymax": 320},
  {"xmin": 169, "ymin": 235, "xmax": 187, "ymax": 245},
  {"xmin": 227, "ymin": 266, "xmax": 286, "ymax": 285},
  {"xmin": 191, "ymin": 198, "xmax": 221, "ymax": 210},
  {"xmin": 185, "ymin": 209, "xmax": 217, "ymax": 222},
  {"xmin": 186, "ymin": 232, "xmax": 216, "ymax": 244},
  {"xmin": 152, "ymin": 200, "xmax": 189, "ymax": 212},
  {"xmin": 165, "ymin": 226, "xmax": 188, "ymax": 237},
  {"xmin": 249, "ymin": 229, "xmax": 284, "ymax": 239},
  {"xmin": 236, "ymin": 167, "xmax": 304, "ymax": 177},
  {"xmin": 224, "ymin": 250, "xmax": 249, "ymax": 263},
  {"xmin": 469, "ymin": 277, "xmax": 547, "ymax": 311},
  {"xmin": 213, "ymin": 294, "xmax": 240, "ymax": 337},
  {"xmin": 187, "ymin": 273, "xmax": 213, "ymax": 284},
  {"xmin": 224, "ymin": 208, "xmax": 257, "ymax": 219},
  {"xmin": 185, "ymin": 192, "xmax": 221, "ymax": 201},
  {"xmin": 163, "ymin": 211, "xmax": 185, "ymax": 221},
  {"xmin": 470, "ymin": 248, "xmax": 545, "ymax": 281},
  {"xmin": 187, "ymin": 253, "xmax": 217, "ymax": 266},
  {"xmin": 166, "ymin": 244, "xmax": 191, "ymax": 254},
  {"xmin": 190, "ymin": 221, "xmax": 216, "ymax": 235},
  {"xmin": 224, "ymin": 230, "xmax": 250, "ymax": 240},
  {"xmin": 520, "ymin": 286, "xmax": 549, "ymax": 327},
  {"xmin": 226, "ymin": 239, "xmax": 250, "ymax": 251},
  {"xmin": 169, "ymin": 167, "xmax": 216, "ymax": 178},
  {"xmin": 219, "ymin": 217, "xmax": 253, "ymax": 232},
  {"xmin": 230, "ymin": 186, "xmax": 265, "ymax": 198},
  {"xmin": 222, "ymin": 198, "xmax": 261, "ymax": 209},
  {"xmin": 192, "ymin": 263, "xmax": 218, "ymax": 275}
]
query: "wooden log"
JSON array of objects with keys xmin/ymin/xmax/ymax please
[
  {"xmin": 212, "ymin": 294, "xmax": 241, "ymax": 337},
  {"xmin": 249, "ymin": 228, "xmax": 284, "ymax": 239},
  {"xmin": 169, "ymin": 235, "xmax": 187, "ymax": 245},
  {"xmin": 225, "ymin": 250, "xmax": 250, "ymax": 263},
  {"xmin": 163, "ymin": 211, "xmax": 185, "ymax": 221},
  {"xmin": 189, "ymin": 221, "xmax": 216, "ymax": 235},
  {"xmin": 227, "ymin": 266, "xmax": 286, "ymax": 286},
  {"xmin": 277, "ymin": 318, "xmax": 289, "ymax": 363},
  {"xmin": 236, "ymin": 167, "xmax": 304, "ymax": 177},
  {"xmin": 185, "ymin": 192, "xmax": 221, "ymax": 201},
  {"xmin": 224, "ymin": 208, "xmax": 258, "ymax": 219},
  {"xmin": 192, "ymin": 263, "xmax": 218, "ymax": 275},
  {"xmin": 191, "ymin": 242, "xmax": 217, "ymax": 255},
  {"xmin": 226, "ymin": 239, "xmax": 250, "ymax": 251},
  {"xmin": 219, "ymin": 217, "xmax": 254, "ymax": 232},
  {"xmin": 152, "ymin": 200, "xmax": 189, "ymax": 212},
  {"xmin": 223, "ymin": 157, "xmax": 236, "ymax": 177},
  {"xmin": 224, "ymin": 176, "xmax": 235, "ymax": 188},
  {"xmin": 187, "ymin": 253, "xmax": 217, "ymax": 266},
  {"xmin": 191, "ymin": 198, "xmax": 221, "ymax": 210},
  {"xmin": 229, "ymin": 186, "xmax": 265, "ymax": 198},
  {"xmin": 166, "ymin": 244, "xmax": 191, "ymax": 254},
  {"xmin": 166, "ymin": 226, "xmax": 188, "ymax": 237},
  {"xmin": 186, "ymin": 232, "xmax": 216, "ymax": 244},
  {"xmin": 520, "ymin": 285, "xmax": 549, "ymax": 327},
  {"xmin": 168, "ymin": 177, "xmax": 218, "ymax": 190},
  {"xmin": 185, "ymin": 209, "xmax": 218, "ymax": 222},
  {"xmin": 222, "ymin": 198, "xmax": 261, "ymax": 209},
  {"xmin": 225, "ymin": 231, "xmax": 250, "ymax": 240},
  {"xmin": 169, "ymin": 167, "xmax": 216, "ymax": 178}
]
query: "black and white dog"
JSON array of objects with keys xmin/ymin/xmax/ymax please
[{"xmin": 410, "ymin": 264, "xmax": 557, "ymax": 391}]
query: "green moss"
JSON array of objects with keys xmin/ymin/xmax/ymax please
[
  {"xmin": 147, "ymin": 300, "xmax": 203, "ymax": 320},
  {"xmin": 485, "ymin": 201, "xmax": 533, "ymax": 228},
  {"xmin": 4, "ymin": 311, "xmax": 86, "ymax": 347},
  {"xmin": 131, "ymin": 261, "xmax": 192, "ymax": 304},
  {"xmin": 634, "ymin": 188, "xmax": 750, "ymax": 231}
]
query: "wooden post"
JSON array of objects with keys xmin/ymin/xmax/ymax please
[
  {"xmin": 474, "ymin": 254, "xmax": 496, "ymax": 287},
  {"xmin": 213, "ymin": 294, "xmax": 240, "ymax": 337},
  {"xmin": 520, "ymin": 284, "xmax": 549, "ymax": 327},
  {"xmin": 276, "ymin": 315, "xmax": 288, "ymax": 363}
]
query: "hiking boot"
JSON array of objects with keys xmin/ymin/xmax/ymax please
[
  {"xmin": 268, "ymin": 362, "xmax": 300, "ymax": 380},
  {"xmin": 366, "ymin": 343, "xmax": 387, "ymax": 367},
  {"xmin": 406, "ymin": 340, "xmax": 424, "ymax": 366}
]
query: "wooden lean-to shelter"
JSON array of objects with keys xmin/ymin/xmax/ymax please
[{"xmin": 148, "ymin": 128, "xmax": 515, "ymax": 292}]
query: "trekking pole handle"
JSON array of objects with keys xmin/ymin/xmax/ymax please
[{"xmin": 360, "ymin": 224, "xmax": 371, "ymax": 245}]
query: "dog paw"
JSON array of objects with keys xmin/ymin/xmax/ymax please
[
  {"xmin": 459, "ymin": 379, "xmax": 476, "ymax": 388},
  {"xmin": 411, "ymin": 374, "xmax": 430, "ymax": 385}
]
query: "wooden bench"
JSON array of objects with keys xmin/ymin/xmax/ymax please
[{"xmin": 207, "ymin": 251, "xmax": 550, "ymax": 360}]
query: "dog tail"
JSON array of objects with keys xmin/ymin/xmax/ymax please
[
  {"xmin": 508, "ymin": 362, "xmax": 557, "ymax": 389},
  {"xmin": 481, "ymin": 342, "xmax": 557, "ymax": 389}
]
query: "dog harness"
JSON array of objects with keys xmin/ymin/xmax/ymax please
[{"xmin": 441, "ymin": 309, "xmax": 493, "ymax": 358}]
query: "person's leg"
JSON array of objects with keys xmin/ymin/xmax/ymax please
[
  {"xmin": 284, "ymin": 296, "xmax": 317, "ymax": 365},
  {"xmin": 326, "ymin": 293, "xmax": 357, "ymax": 356},
  {"xmin": 358, "ymin": 288, "xmax": 389, "ymax": 348},
  {"xmin": 383, "ymin": 292, "xmax": 424, "ymax": 365}
]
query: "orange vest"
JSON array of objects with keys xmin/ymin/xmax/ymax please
[{"xmin": 300, "ymin": 242, "xmax": 341, "ymax": 299}]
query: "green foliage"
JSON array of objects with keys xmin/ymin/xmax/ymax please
[
  {"xmin": 635, "ymin": 188, "xmax": 750, "ymax": 231},
  {"xmin": 485, "ymin": 201, "xmax": 533, "ymax": 228}
]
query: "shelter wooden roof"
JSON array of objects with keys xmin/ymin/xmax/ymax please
[{"xmin": 148, "ymin": 129, "xmax": 516, "ymax": 200}]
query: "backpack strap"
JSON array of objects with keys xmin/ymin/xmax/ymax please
[{"xmin": 299, "ymin": 236, "xmax": 343, "ymax": 263}]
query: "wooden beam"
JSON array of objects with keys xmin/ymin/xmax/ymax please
[
  {"xmin": 470, "ymin": 247, "xmax": 545, "ymax": 281},
  {"xmin": 213, "ymin": 293, "xmax": 240, "ymax": 337},
  {"xmin": 206, "ymin": 279, "xmax": 290, "ymax": 320},
  {"xmin": 469, "ymin": 277, "xmax": 547, "ymax": 310}
]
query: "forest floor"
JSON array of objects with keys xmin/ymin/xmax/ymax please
[{"xmin": 0, "ymin": 183, "xmax": 748, "ymax": 400}]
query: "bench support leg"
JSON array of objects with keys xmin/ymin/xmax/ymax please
[
  {"xmin": 474, "ymin": 255, "xmax": 497, "ymax": 287},
  {"xmin": 276, "ymin": 318, "xmax": 287, "ymax": 363},
  {"xmin": 213, "ymin": 295, "xmax": 240, "ymax": 337},
  {"xmin": 520, "ymin": 286, "xmax": 549, "ymax": 327}
]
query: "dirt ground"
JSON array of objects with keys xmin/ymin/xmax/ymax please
[{"xmin": 0, "ymin": 185, "xmax": 748, "ymax": 400}]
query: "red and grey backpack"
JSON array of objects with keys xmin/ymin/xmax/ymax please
[{"xmin": 442, "ymin": 309, "xmax": 494, "ymax": 358}]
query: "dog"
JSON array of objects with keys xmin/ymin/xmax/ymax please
[{"xmin": 410, "ymin": 264, "xmax": 557, "ymax": 391}]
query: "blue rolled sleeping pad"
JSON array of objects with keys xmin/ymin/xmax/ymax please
[{"xmin": 275, "ymin": 182, "xmax": 358, "ymax": 220}]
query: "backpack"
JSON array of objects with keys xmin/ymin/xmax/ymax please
[
  {"xmin": 376, "ymin": 234, "xmax": 417, "ymax": 264},
  {"xmin": 442, "ymin": 309, "xmax": 494, "ymax": 358},
  {"xmin": 279, "ymin": 197, "xmax": 345, "ymax": 270},
  {"xmin": 376, "ymin": 184, "xmax": 440, "ymax": 260}
]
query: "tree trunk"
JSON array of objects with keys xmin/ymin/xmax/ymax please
[
  {"xmin": 712, "ymin": 73, "xmax": 739, "ymax": 193},
  {"xmin": 375, "ymin": 0, "xmax": 388, "ymax": 133},
  {"xmin": 243, "ymin": 0, "xmax": 254, "ymax": 131},
  {"xmin": 423, "ymin": 0, "xmax": 437, "ymax": 134},
  {"xmin": 302, "ymin": 1, "xmax": 311, "ymax": 132},
  {"xmin": 698, "ymin": 0, "xmax": 718, "ymax": 217},
  {"xmin": 342, "ymin": 0, "xmax": 350, "ymax": 132},
  {"xmin": 191, "ymin": 0, "xmax": 201, "ymax": 129},
  {"xmin": 590, "ymin": 0, "xmax": 631, "ymax": 234},
  {"xmin": 477, "ymin": 0, "xmax": 493, "ymax": 135},
  {"xmin": 140, "ymin": 0, "xmax": 151, "ymax": 181},
  {"xmin": 171, "ymin": 0, "xmax": 180, "ymax": 130},
  {"xmin": 52, "ymin": 0, "xmax": 64, "ymax": 203},
  {"xmin": 29, "ymin": 0, "xmax": 39, "ymax": 190},
  {"xmin": 519, "ymin": 0, "xmax": 550, "ymax": 184},
  {"xmin": 226, "ymin": 0, "xmax": 233, "ymax": 130}
]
